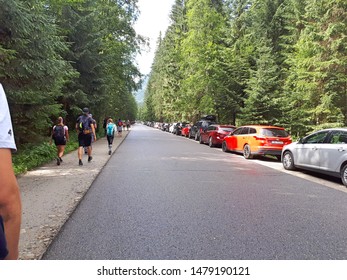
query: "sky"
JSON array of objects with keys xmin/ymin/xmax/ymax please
[{"xmin": 134, "ymin": 0, "xmax": 176, "ymax": 76}]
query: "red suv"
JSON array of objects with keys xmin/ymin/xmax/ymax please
[{"xmin": 199, "ymin": 124, "xmax": 236, "ymax": 147}]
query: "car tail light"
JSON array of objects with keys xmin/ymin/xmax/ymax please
[{"xmin": 253, "ymin": 136, "xmax": 266, "ymax": 141}]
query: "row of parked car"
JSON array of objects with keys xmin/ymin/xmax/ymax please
[{"xmin": 147, "ymin": 116, "xmax": 347, "ymax": 187}]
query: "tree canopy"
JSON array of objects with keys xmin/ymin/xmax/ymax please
[
  {"xmin": 142, "ymin": 0, "xmax": 347, "ymax": 138},
  {"xmin": 0, "ymin": 0, "xmax": 142, "ymax": 145}
]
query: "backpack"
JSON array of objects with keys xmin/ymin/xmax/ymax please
[
  {"xmin": 78, "ymin": 116, "xmax": 92, "ymax": 134},
  {"xmin": 53, "ymin": 125, "xmax": 65, "ymax": 140},
  {"xmin": 107, "ymin": 123, "xmax": 115, "ymax": 136}
]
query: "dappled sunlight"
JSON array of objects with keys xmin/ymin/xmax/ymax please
[
  {"xmin": 160, "ymin": 152, "xmax": 250, "ymax": 169},
  {"xmin": 25, "ymin": 167, "xmax": 100, "ymax": 178},
  {"xmin": 163, "ymin": 155, "xmax": 236, "ymax": 164}
]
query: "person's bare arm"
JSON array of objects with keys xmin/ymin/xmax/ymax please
[
  {"xmin": 0, "ymin": 148, "xmax": 21, "ymax": 260},
  {"xmin": 91, "ymin": 124, "xmax": 97, "ymax": 141},
  {"xmin": 65, "ymin": 127, "xmax": 69, "ymax": 142}
]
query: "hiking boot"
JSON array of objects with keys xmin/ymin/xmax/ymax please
[
  {"xmin": 108, "ymin": 150, "xmax": 111, "ymax": 155},
  {"xmin": 88, "ymin": 156, "xmax": 93, "ymax": 162},
  {"xmin": 56, "ymin": 158, "xmax": 60, "ymax": 166},
  {"xmin": 79, "ymin": 160, "xmax": 83, "ymax": 166},
  {"xmin": 59, "ymin": 157, "xmax": 63, "ymax": 162}
]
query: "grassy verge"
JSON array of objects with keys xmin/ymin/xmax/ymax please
[{"xmin": 12, "ymin": 132, "xmax": 80, "ymax": 175}]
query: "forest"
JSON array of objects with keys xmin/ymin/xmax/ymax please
[
  {"xmin": 0, "ymin": 0, "xmax": 142, "ymax": 147},
  {"xmin": 142, "ymin": 0, "xmax": 347, "ymax": 138},
  {"xmin": 1, "ymin": 0, "xmax": 347, "ymax": 150}
]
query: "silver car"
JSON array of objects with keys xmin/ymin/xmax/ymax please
[{"xmin": 282, "ymin": 128, "xmax": 347, "ymax": 186}]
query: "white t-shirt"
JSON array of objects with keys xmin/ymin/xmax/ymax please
[{"xmin": 0, "ymin": 83, "xmax": 16, "ymax": 151}]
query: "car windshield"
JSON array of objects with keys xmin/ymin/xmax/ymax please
[{"xmin": 260, "ymin": 128, "xmax": 289, "ymax": 137}]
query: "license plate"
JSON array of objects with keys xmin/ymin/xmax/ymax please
[{"xmin": 272, "ymin": 140, "xmax": 283, "ymax": 144}]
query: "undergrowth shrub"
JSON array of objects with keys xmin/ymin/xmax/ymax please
[{"xmin": 12, "ymin": 132, "xmax": 79, "ymax": 175}]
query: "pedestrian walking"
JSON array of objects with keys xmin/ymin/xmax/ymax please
[
  {"xmin": 103, "ymin": 116, "xmax": 110, "ymax": 136},
  {"xmin": 76, "ymin": 108, "xmax": 96, "ymax": 166},
  {"xmin": 117, "ymin": 119, "xmax": 123, "ymax": 137},
  {"xmin": 50, "ymin": 117, "xmax": 69, "ymax": 165},
  {"xmin": 0, "ymin": 83, "xmax": 22, "ymax": 260},
  {"xmin": 126, "ymin": 119, "xmax": 130, "ymax": 131},
  {"xmin": 84, "ymin": 113, "xmax": 97, "ymax": 154},
  {"xmin": 106, "ymin": 118, "xmax": 116, "ymax": 155}
]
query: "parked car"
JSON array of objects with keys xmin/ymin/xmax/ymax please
[
  {"xmin": 181, "ymin": 124, "xmax": 191, "ymax": 137},
  {"xmin": 189, "ymin": 115, "xmax": 217, "ymax": 140},
  {"xmin": 282, "ymin": 128, "xmax": 347, "ymax": 186},
  {"xmin": 199, "ymin": 124, "xmax": 236, "ymax": 147},
  {"xmin": 222, "ymin": 125, "xmax": 292, "ymax": 160},
  {"xmin": 161, "ymin": 123, "xmax": 170, "ymax": 132},
  {"xmin": 169, "ymin": 123, "xmax": 177, "ymax": 133},
  {"xmin": 175, "ymin": 122, "xmax": 189, "ymax": 135}
]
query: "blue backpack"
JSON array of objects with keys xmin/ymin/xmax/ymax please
[
  {"xmin": 78, "ymin": 115, "xmax": 92, "ymax": 134},
  {"xmin": 107, "ymin": 123, "xmax": 115, "ymax": 136}
]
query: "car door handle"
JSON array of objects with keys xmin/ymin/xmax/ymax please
[
  {"xmin": 312, "ymin": 147, "xmax": 318, "ymax": 151},
  {"xmin": 338, "ymin": 147, "xmax": 345, "ymax": 152}
]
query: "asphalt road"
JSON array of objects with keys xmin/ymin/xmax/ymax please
[{"xmin": 43, "ymin": 124, "xmax": 347, "ymax": 260}]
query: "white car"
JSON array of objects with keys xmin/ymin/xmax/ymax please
[
  {"xmin": 282, "ymin": 128, "xmax": 347, "ymax": 186},
  {"xmin": 169, "ymin": 123, "xmax": 177, "ymax": 133}
]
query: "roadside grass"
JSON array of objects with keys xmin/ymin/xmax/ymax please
[{"xmin": 12, "ymin": 132, "xmax": 80, "ymax": 175}]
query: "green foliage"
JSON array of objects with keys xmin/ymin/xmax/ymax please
[
  {"xmin": 142, "ymin": 0, "xmax": 347, "ymax": 138},
  {"xmin": 1, "ymin": 0, "xmax": 141, "ymax": 150},
  {"xmin": 12, "ymin": 132, "xmax": 79, "ymax": 175}
]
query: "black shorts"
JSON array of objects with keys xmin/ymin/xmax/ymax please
[
  {"xmin": 78, "ymin": 132, "xmax": 92, "ymax": 147},
  {"xmin": 0, "ymin": 216, "xmax": 8, "ymax": 259},
  {"xmin": 54, "ymin": 137, "xmax": 66, "ymax": 146}
]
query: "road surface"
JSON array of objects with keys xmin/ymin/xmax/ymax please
[{"xmin": 43, "ymin": 124, "xmax": 347, "ymax": 260}]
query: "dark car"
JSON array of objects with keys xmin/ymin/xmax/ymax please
[
  {"xmin": 199, "ymin": 124, "xmax": 236, "ymax": 147},
  {"xmin": 189, "ymin": 115, "xmax": 216, "ymax": 140},
  {"xmin": 161, "ymin": 123, "xmax": 170, "ymax": 132}
]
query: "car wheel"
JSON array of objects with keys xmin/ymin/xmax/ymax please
[
  {"xmin": 282, "ymin": 151, "xmax": 295, "ymax": 170},
  {"xmin": 243, "ymin": 144, "xmax": 252, "ymax": 159},
  {"xmin": 208, "ymin": 137, "xmax": 214, "ymax": 147},
  {"xmin": 222, "ymin": 141, "xmax": 228, "ymax": 152},
  {"xmin": 340, "ymin": 164, "xmax": 347, "ymax": 187}
]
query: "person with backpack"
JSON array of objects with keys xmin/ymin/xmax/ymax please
[
  {"xmin": 103, "ymin": 116, "xmax": 110, "ymax": 136},
  {"xmin": 106, "ymin": 118, "xmax": 116, "ymax": 155},
  {"xmin": 76, "ymin": 108, "xmax": 96, "ymax": 166},
  {"xmin": 50, "ymin": 117, "xmax": 69, "ymax": 165},
  {"xmin": 0, "ymin": 83, "xmax": 22, "ymax": 260},
  {"xmin": 84, "ymin": 113, "xmax": 97, "ymax": 155},
  {"xmin": 117, "ymin": 118, "xmax": 123, "ymax": 137}
]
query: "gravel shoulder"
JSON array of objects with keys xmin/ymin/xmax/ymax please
[{"xmin": 17, "ymin": 131, "xmax": 129, "ymax": 260}]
